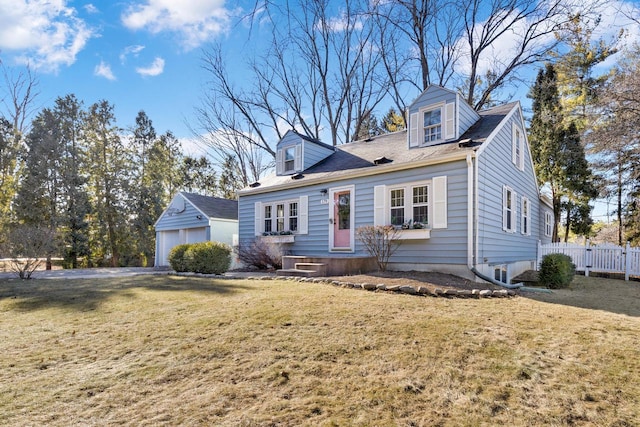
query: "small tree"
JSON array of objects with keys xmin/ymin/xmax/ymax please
[
  {"xmin": 355, "ymin": 225, "xmax": 401, "ymax": 272},
  {"xmin": 2, "ymin": 225, "xmax": 56, "ymax": 279},
  {"xmin": 235, "ymin": 239, "xmax": 286, "ymax": 270}
]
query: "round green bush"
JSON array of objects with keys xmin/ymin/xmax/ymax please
[
  {"xmin": 539, "ymin": 253, "xmax": 576, "ymax": 289},
  {"xmin": 168, "ymin": 243, "xmax": 191, "ymax": 272},
  {"xmin": 183, "ymin": 241, "xmax": 231, "ymax": 275}
]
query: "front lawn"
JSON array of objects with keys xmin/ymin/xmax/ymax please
[{"xmin": 0, "ymin": 275, "xmax": 638, "ymax": 425}]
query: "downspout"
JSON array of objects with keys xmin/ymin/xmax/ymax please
[
  {"xmin": 466, "ymin": 153, "xmax": 474, "ymax": 270},
  {"xmin": 468, "ymin": 150, "xmax": 548, "ymax": 292}
]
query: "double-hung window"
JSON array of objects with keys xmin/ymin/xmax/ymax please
[
  {"xmin": 389, "ymin": 182, "xmax": 430, "ymax": 227},
  {"xmin": 264, "ymin": 205, "xmax": 272, "ymax": 233},
  {"xmin": 423, "ymin": 108, "xmax": 442, "ymax": 143},
  {"xmin": 521, "ymin": 196, "xmax": 530, "ymax": 235},
  {"xmin": 390, "ymin": 189, "xmax": 405, "ymax": 226},
  {"xmin": 512, "ymin": 124, "xmax": 524, "ymax": 171},
  {"xmin": 262, "ymin": 200, "xmax": 299, "ymax": 234},
  {"xmin": 503, "ymin": 186, "xmax": 516, "ymax": 233},
  {"xmin": 289, "ymin": 202, "xmax": 298, "ymax": 232},
  {"xmin": 284, "ymin": 147, "xmax": 295, "ymax": 173}
]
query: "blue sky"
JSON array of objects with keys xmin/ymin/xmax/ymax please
[
  {"xmin": 0, "ymin": 0, "xmax": 250, "ymax": 151},
  {"xmin": 1, "ymin": 0, "xmax": 639, "ymax": 223},
  {"xmin": 1, "ymin": 0, "xmax": 638, "ymax": 145}
]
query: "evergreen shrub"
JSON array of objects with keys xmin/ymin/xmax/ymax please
[
  {"xmin": 539, "ymin": 253, "xmax": 576, "ymax": 289},
  {"xmin": 168, "ymin": 244, "xmax": 191, "ymax": 272},
  {"xmin": 183, "ymin": 241, "xmax": 231, "ymax": 274}
]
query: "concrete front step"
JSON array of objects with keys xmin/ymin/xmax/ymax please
[{"xmin": 294, "ymin": 262, "xmax": 327, "ymax": 276}]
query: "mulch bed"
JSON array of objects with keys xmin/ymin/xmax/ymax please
[{"xmin": 325, "ymin": 270, "xmax": 504, "ymax": 293}]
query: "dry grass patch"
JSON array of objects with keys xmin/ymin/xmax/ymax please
[{"xmin": 0, "ymin": 275, "xmax": 638, "ymax": 426}]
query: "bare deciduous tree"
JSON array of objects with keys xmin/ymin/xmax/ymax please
[{"xmin": 373, "ymin": 0, "xmax": 596, "ymax": 110}]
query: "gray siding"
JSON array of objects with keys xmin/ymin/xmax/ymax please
[
  {"xmin": 302, "ymin": 140, "xmax": 333, "ymax": 170},
  {"xmin": 408, "ymin": 86, "xmax": 456, "ymax": 113},
  {"xmin": 276, "ymin": 131, "xmax": 300, "ymax": 150},
  {"xmin": 457, "ymin": 94, "xmax": 480, "ymax": 135},
  {"xmin": 156, "ymin": 197, "xmax": 210, "ymax": 231},
  {"xmin": 476, "ymin": 108, "xmax": 541, "ymax": 264},
  {"xmin": 238, "ymin": 160, "xmax": 470, "ymax": 265}
]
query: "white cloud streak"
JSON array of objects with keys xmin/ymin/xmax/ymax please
[
  {"xmin": 94, "ymin": 60, "xmax": 116, "ymax": 80},
  {"xmin": 119, "ymin": 44, "xmax": 145, "ymax": 64},
  {"xmin": 135, "ymin": 57, "xmax": 165, "ymax": 76},
  {"xmin": 121, "ymin": 0, "xmax": 233, "ymax": 50},
  {"xmin": 0, "ymin": 0, "xmax": 94, "ymax": 72}
]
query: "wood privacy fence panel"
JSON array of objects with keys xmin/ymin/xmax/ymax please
[{"xmin": 538, "ymin": 241, "xmax": 640, "ymax": 281}]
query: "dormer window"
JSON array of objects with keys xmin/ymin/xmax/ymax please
[
  {"xmin": 284, "ymin": 147, "xmax": 296, "ymax": 172},
  {"xmin": 423, "ymin": 108, "xmax": 442, "ymax": 143},
  {"xmin": 276, "ymin": 144, "xmax": 302, "ymax": 175}
]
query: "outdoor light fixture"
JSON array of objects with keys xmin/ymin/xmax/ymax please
[
  {"xmin": 196, "ymin": 215, "xmax": 203, "ymax": 220},
  {"xmin": 320, "ymin": 189, "xmax": 328, "ymax": 196}
]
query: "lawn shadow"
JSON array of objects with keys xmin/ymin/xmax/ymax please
[
  {"xmin": 0, "ymin": 275, "xmax": 252, "ymax": 313},
  {"xmin": 523, "ymin": 275, "xmax": 640, "ymax": 318}
]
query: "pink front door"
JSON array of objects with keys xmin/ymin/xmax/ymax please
[{"xmin": 333, "ymin": 190, "xmax": 351, "ymax": 248}]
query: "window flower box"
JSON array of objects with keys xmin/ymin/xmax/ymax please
[
  {"xmin": 260, "ymin": 234, "xmax": 295, "ymax": 244},
  {"xmin": 393, "ymin": 228, "xmax": 431, "ymax": 240}
]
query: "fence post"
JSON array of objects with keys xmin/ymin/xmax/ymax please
[
  {"xmin": 584, "ymin": 239, "xmax": 590, "ymax": 277},
  {"xmin": 625, "ymin": 241, "xmax": 631, "ymax": 281}
]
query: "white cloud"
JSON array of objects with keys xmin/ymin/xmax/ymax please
[
  {"xmin": 84, "ymin": 3, "xmax": 98, "ymax": 14},
  {"xmin": 136, "ymin": 57, "xmax": 165, "ymax": 76},
  {"xmin": 119, "ymin": 44, "xmax": 145, "ymax": 64},
  {"xmin": 0, "ymin": 0, "xmax": 94, "ymax": 72},
  {"xmin": 121, "ymin": 0, "xmax": 233, "ymax": 50},
  {"xmin": 94, "ymin": 60, "xmax": 116, "ymax": 80}
]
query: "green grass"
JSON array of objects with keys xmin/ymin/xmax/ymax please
[{"xmin": 0, "ymin": 275, "xmax": 638, "ymax": 426}]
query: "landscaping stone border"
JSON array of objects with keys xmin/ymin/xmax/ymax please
[{"xmin": 245, "ymin": 275, "xmax": 517, "ymax": 299}]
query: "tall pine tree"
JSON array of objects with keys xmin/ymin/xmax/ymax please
[{"xmin": 529, "ymin": 64, "xmax": 596, "ymax": 242}]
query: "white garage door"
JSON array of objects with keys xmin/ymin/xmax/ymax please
[
  {"xmin": 186, "ymin": 227, "xmax": 207, "ymax": 243},
  {"xmin": 159, "ymin": 230, "xmax": 180, "ymax": 266},
  {"xmin": 159, "ymin": 227, "xmax": 208, "ymax": 266}
]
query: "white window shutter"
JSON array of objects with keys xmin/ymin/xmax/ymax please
[
  {"xmin": 298, "ymin": 195, "xmax": 308, "ymax": 234},
  {"xmin": 373, "ymin": 185, "xmax": 386, "ymax": 226},
  {"xmin": 511, "ymin": 191, "xmax": 517, "ymax": 233},
  {"xmin": 254, "ymin": 202, "xmax": 262, "ymax": 236},
  {"xmin": 432, "ymin": 176, "xmax": 447, "ymax": 229},
  {"xmin": 445, "ymin": 103, "xmax": 455, "ymax": 140},
  {"xmin": 276, "ymin": 149, "xmax": 283, "ymax": 175},
  {"xmin": 519, "ymin": 132, "xmax": 525, "ymax": 170},
  {"xmin": 409, "ymin": 112, "xmax": 419, "ymax": 147},
  {"xmin": 502, "ymin": 186, "xmax": 508, "ymax": 231},
  {"xmin": 294, "ymin": 144, "xmax": 302, "ymax": 171},
  {"xmin": 511, "ymin": 124, "xmax": 517, "ymax": 166}
]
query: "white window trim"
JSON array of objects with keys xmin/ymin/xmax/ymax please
[
  {"xmin": 512, "ymin": 123, "xmax": 525, "ymax": 171},
  {"xmin": 503, "ymin": 185, "xmax": 517, "ymax": 233},
  {"xmin": 256, "ymin": 197, "xmax": 308, "ymax": 235},
  {"xmin": 375, "ymin": 176, "xmax": 447, "ymax": 229},
  {"xmin": 419, "ymin": 103, "xmax": 444, "ymax": 146},
  {"xmin": 276, "ymin": 144, "xmax": 303, "ymax": 175},
  {"xmin": 387, "ymin": 180, "xmax": 431, "ymax": 228},
  {"xmin": 521, "ymin": 196, "xmax": 530, "ymax": 236}
]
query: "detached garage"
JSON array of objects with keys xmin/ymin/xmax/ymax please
[{"xmin": 154, "ymin": 192, "xmax": 238, "ymax": 267}]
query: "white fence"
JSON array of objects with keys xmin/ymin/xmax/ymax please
[{"xmin": 538, "ymin": 241, "xmax": 640, "ymax": 281}]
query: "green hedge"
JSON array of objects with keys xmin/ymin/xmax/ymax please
[
  {"xmin": 539, "ymin": 253, "xmax": 576, "ymax": 289},
  {"xmin": 169, "ymin": 241, "xmax": 231, "ymax": 275}
]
